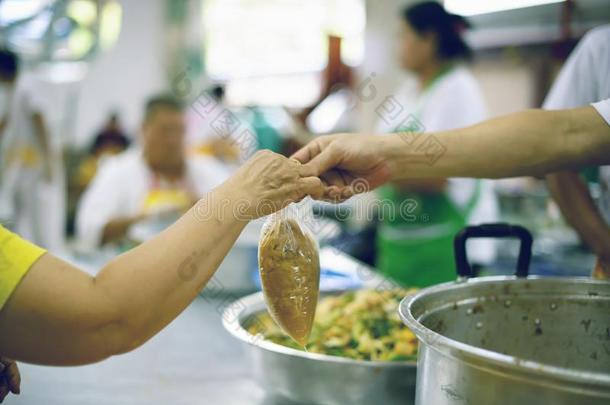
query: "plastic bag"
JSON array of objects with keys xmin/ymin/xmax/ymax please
[{"xmin": 258, "ymin": 198, "xmax": 320, "ymax": 346}]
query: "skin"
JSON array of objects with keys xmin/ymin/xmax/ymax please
[
  {"xmin": 101, "ymin": 107, "xmax": 189, "ymax": 244},
  {"xmin": 400, "ymin": 20, "xmax": 442, "ymax": 88},
  {"xmin": 0, "ymin": 150, "xmax": 322, "ymax": 402},
  {"xmin": 292, "ymin": 106, "xmax": 610, "ymax": 200},
  {"xmin": 546, "ymin": 171, "xmax": 610, "ymax": 267},
  {"xmin": 396, "ymin": 20, "xmax": 448, "ymax": 193}
]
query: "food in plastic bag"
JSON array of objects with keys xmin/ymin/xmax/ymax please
[{"xmin": 258, "ymin": 201, "xmax": 320, "ymax": 346}]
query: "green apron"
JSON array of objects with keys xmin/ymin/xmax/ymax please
[
  {"xmin": 376, "ymin": 182, "xmax": 480, "ymax": 287},
  {"xmin": 376, "ymin": 66, "xmax": 481, "ymax": 287}
]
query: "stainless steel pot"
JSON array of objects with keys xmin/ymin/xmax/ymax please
[
  {"xmin": 399, "ymin": 224, "xmax": 610, "ymax": 405},
  {"xmin": 223, "ymin": 291, "xmax": 417, "ymax": 405}
]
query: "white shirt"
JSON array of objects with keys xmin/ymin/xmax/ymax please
[
  {"xmin": 76, "ymin": 149, "xmax": 230, "ymax": 250},
  {"xmin": 376, "ymin": 66, "xmax": 488, "ymax": 133},
  {"xmin": 378, "ymin": 66, "xmax": 498, "ymax": 263},
  {"xmin": 544, "ymin": 25, "xmax": 610, "ymax": 223},
  {"xmin": 0, "ymin": 73, "xmax": 46, "ymax": 171}
]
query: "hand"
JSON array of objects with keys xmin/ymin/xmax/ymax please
[
  {"xmin": 221, "ymin": 150, "xmax": 323, "ymax": 218},
  {"xmin": 0, "ymin": 357, "xmax": 20, "ymax": 403},
  {"xmin": 291, "ymin": 134, "xmax": 394, "ymax": 202}
]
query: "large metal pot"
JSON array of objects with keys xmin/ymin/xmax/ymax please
[
  {"xmin": 223, "ymin": 291, "xmax": 417, "ymax": 405},
  {"xmin": 399, "ymin": 224, "xmax": 610, "ymax": 405}
]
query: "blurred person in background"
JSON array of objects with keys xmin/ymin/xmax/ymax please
[
  {"xmin": 187, "ymin": 84, "xmax": 241, "ymax": 163},
  {"xmin": 75, "ymin": 112, "xmax": 131, "ymax": 189},
  {"xmin": 0, "ymin": 48, "xmax": 65, "ymax": 252},
  {"xmin": 374, "ymin": 2, "xmax": 497, "ymax": 286},
  {"xmin": 76, "ymin": 95, "xmax": 229, "ymax": 251},
  {"xmin": 90, "ymin": 112, "xmax": 130, "ymax": 158},
  {"xmin": 543, "ymin": 25, "xmax": 610, "ymax": 279}
]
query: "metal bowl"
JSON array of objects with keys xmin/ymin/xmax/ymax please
[{"xmin": 223, "ymin": 291, "xmax": 417, "ymax": 405}]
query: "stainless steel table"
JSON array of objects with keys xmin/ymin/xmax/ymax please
[{"xmin": 12, "ymin": 295, "xmax": 288, "ymax": 405}]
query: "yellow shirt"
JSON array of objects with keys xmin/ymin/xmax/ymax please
[{"xmin": 0, "ymin": 225, "xmax": 46, "ymax": 310}]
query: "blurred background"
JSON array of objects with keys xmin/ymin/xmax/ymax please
[
  {"xmin": 1, "ymin": 0, "xmax": 609, "ymax": 280},
  {"xmin": 1, "ymin": 1, "xmax": 610, "ymax": 404}
]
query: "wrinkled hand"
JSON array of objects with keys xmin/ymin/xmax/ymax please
[
  {"xmin": 0, "ymin": 357, "xmax": 20, "ymax": 403},
  {"xmin": 291, "ymin": 134, "xmax": 393, "ymax": 202},
  {"xmin": 223, "ymin": 150, "xmax": 323, "ymax": 218}
]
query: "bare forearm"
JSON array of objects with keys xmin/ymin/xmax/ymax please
[
  {"xmin": 95, "ymin": 184, "xmax": 246, "ymax": 352},
  {"xmin": 0, "ymin": 185, "xmax": 247, "ymax": 365},
  {"xmin": 0, "ymin": 150, "xmax": 319, "ymax": 365},
  {"xmin": 386, "ymin": 107, "xmax": 610, "ymax": 180},
  {"xmin": 547, "ymin": 171, "xmax": 610, "ymax": 260}
]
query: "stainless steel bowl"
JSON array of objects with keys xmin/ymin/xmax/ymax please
[{"xmin": 223, "ymin": 291, "xmax": 417, "ymax": 405}]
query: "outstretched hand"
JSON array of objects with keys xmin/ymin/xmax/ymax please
[{"xmin": 292, "ymin": 134, "xmax": 393, "ymax": 202}]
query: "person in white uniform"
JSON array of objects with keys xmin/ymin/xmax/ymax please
[
  {"xmin": 0, "ymin": 48, "xmax": 64, "ymax": 252},
  {"xmin": 76, "ymin": 95, "xmax": 230, "ymax": 251},
  {"xmin": 543, "ymin": 24, "xmax": 610, "ymax": 277},
  {"xmin": 293, "ymin": 99, "xmax": 610, "ymax": 277},
  {"xmin": 374, "ymin": 1, "xmax": 497, "ymax": 286}
]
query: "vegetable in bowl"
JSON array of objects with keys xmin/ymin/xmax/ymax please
[{"xmin": 247, "ymin": 289, "xmax": 418, "ymax": 361}]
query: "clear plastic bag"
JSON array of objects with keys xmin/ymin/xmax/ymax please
[{"xmin": 258, "ymin": 198, "xmax": 320, "ymax": 346}]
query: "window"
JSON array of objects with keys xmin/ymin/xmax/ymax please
[
  {"xmin": 444, "ymin": 0, "xmax": 565, "ymax": 16},
  {"xmin": 203, "ymin": 0, "xmax": 365, "ymax": 107}
]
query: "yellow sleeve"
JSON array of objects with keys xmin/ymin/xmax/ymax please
[{"xmin": 0, "ymin": 225, "xmax": 46, "ymax": 310}]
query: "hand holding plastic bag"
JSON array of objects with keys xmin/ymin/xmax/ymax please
[{"xmin": 258, "ymin": 198, "xmax": 320, "ymax": 346}]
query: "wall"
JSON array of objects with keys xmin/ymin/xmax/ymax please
[
  {"xmin": 357, "ymin": 0, "xmax": 411, "ymax": 132},
  {"xmin": 72, "ymin": 0, "xmax": 167, "ymax": 148}
]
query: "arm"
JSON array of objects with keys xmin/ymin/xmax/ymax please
[
  {"xmin": 546, "ymin": 170, "xmax": 610, "ymax": 260},
  {"xmin": 389, "ymin": 107, "xmax": 610, "ymax": 179},
  {"xmin": 293, "ymin": 106, "xmax": 610, "ymax": 200},
  {"xmin": 0, "ymin": 151, "xmax": 322, "ymax": 366}
]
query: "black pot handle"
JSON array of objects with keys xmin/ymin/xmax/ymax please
[{"xmin": 454, "ymin": 223, "xmax": 532, "ymax": 279}]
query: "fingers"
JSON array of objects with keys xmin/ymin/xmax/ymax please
[
  {"xmin": 320, "ymin": 169, "xmax": 349, "ymax": 189},
  {"xmin": 291, "ymin": 135, "xmax": 340, "ymax": 165},
  {"xmin": 297, "ymin": 163, "xmax": 317, "ymax": 178},
  {"xmin": 4, "ymin": 363, "xmax": 19, "ymax": 394},
  {"xmin": 298, "ymin": 176, "xmax": 324, "ymax": 199},
  {"xmin": 302, "ymin": 144, "xmax": 342, "ymax": 178},
  {"xmin": 291, "ymin": 139, "xmax": 324, "ymax": 164}
]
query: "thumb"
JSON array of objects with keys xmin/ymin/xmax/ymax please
[{"xmin": 303, "ymin": 144, "xmax": 340, "ymax": 177}]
